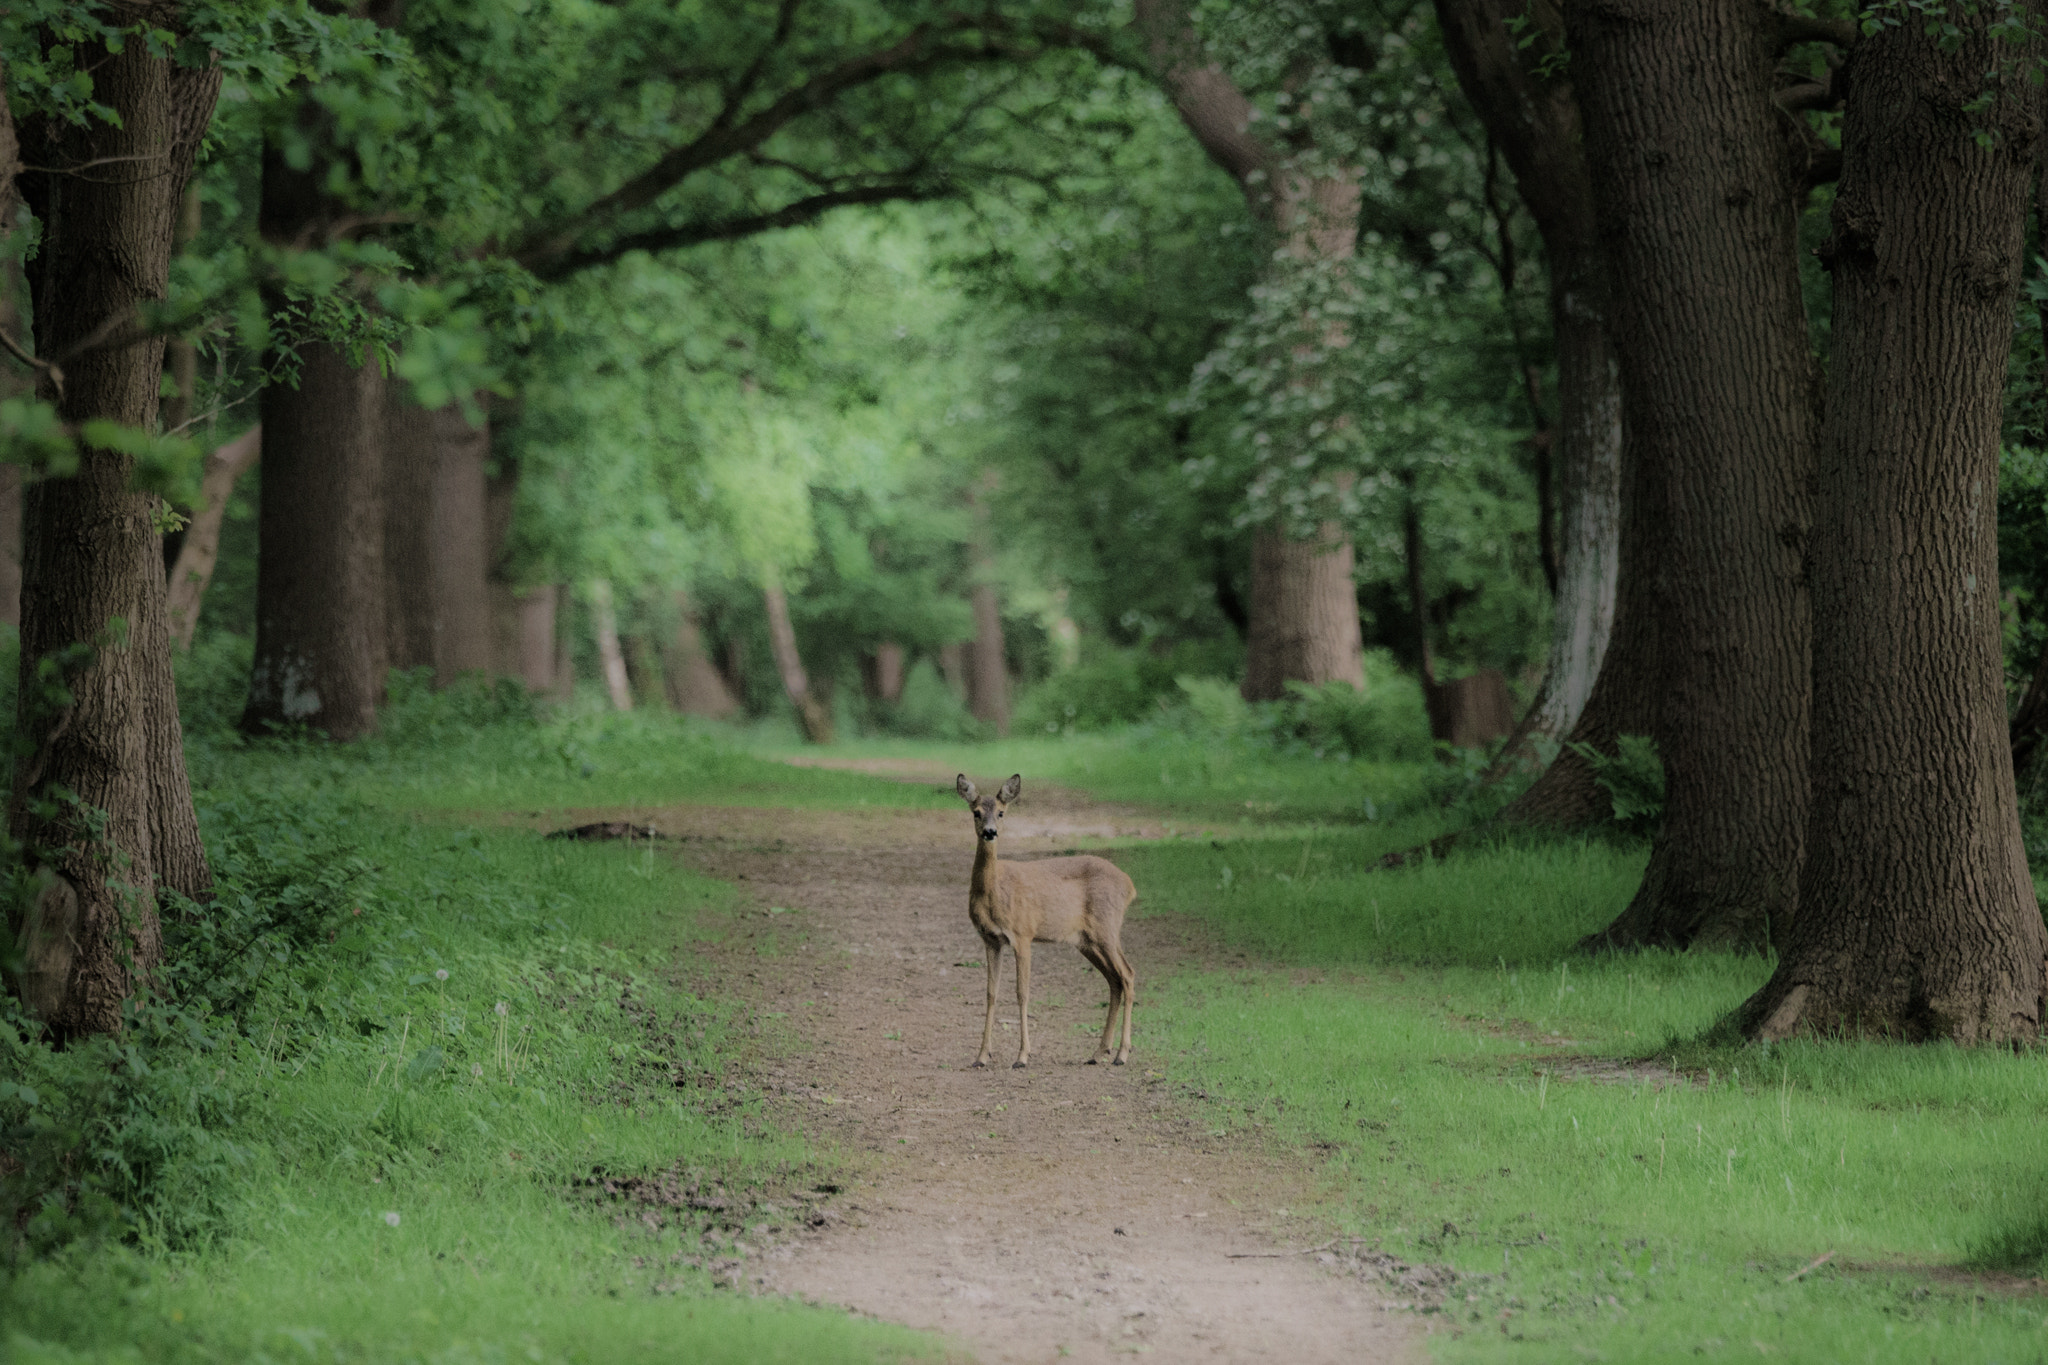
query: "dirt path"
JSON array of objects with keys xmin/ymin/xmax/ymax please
[{"xmin": 632, "ymin": 764, "xmax": 1418, "ymax": 1364}]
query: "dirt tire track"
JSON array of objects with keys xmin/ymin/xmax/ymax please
[{"xmin": 645, "ymin": 769, "xmax": 1418, "ymax": 1364}]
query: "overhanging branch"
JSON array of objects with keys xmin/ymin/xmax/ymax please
[{"xmin": 531, "ymin": 180, "xmax": 952, "ymax": 281}]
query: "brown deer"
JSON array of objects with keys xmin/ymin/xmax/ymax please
[{"xmin": 957, "ymin": 773, "xmax": 1137, "ymax": 1068}]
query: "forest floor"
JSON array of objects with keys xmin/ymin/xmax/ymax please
[{"xmin": 641, "ymin": 755, "xmax": 1420, "ymax": 1364}]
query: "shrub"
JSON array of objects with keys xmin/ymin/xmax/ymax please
[
  {"xmin": 881, "ymin": 658, "xmax": 986, "ymax": 740},
  {"xmin": 1568, "ymin": 733, "xmax": 1665, "ymax": 835}
]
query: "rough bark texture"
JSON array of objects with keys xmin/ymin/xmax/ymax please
[
  {"xmin": 763, "ymin": 583, "xmax": 833, "ymax": 743},
  {"xmin": 242, "ymin": 344, "xmax": 386, "ymax": 738},
  {"xmin": 166, "ymin": 424, "xmax": 260, "ymax": 649},
  {"xmin": 590, "ymin": 580, "xmax": 633, "ymax": 711},
  {"xmin": 382, "ymin": 387, "xmax": 437, "ymax": 672},
  {"xmin": 10, "ymin": 32, "xmax": 219, "ymax": 1035},
  {"xmin": 1241, "ymin": 525, "xmax": 1366, "ymax": 701},
  {"xmin": 1741, "ymin": 17, "xmax": 2046, "ymax": 1043},
  {"xmin": 1568, "ymin": 0, "xmax": 1816, "ymax": 951},
  {"xmin": 160, "ymin": 186, "xmax": 201, "ymax": 439},
  {"xmin": 1436, "ymin": 0, "xmax": 1624, "ymax": 761},
  {"xmin": 664, "ymin": 590, "xmax": 740, "ymax": 717},
  {"xmin": 1139, "ymin": 0, "xmax": 1366, "ymax": 701}
]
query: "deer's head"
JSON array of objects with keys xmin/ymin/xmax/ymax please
[{"xmin": 957, "ymin": 773, "xmax": 1021, "ymax": 842}]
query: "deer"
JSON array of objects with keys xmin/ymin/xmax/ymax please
[{"xmin": 956, "ymin": 773, "xmax": 1138, "ymax": 1069}]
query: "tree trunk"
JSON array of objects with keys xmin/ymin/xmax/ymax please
[
  {"xmin": 1242, "ymin": 524, "xmax": 1366, "ymax": 700},
  {"xmin": 242, "ymin": 343, "xmax": 386, "ymax": 738},
  {"xmin": 621, "ymin": 632, "xmax": 660, "ymax": 708},
  {"xmin": 512, "ymin": 585, "xmax": 558, "ymax": 694},
  {"xmin": 1140, "ymin": 0, "xmax": 1368, "ymax": 702},
  {"xmin": 937, "ymin": 641, "xmax": 968, "ymax": 699},
  {"xmin": 160, "ymin": 185, "xmax": 202, "ymax": 440},
  {"xmin": 0, "ymin": 464, "xmax": 19, "ymax": 632},
  {"xmin": 1567, "ymin": 0, "xmax": 1816, "ymax": 952},
  {"xmin": 868, "ymin": 641, "xmax": 906, "ymax": 706},
  {"xmin": 1741, "ymin": 15, "xmax": 2046, "ymax": 1043},
  {"xmin": 9, "ymin": 37, "xmax": 219, "ymax": 1035},
  {"xmin": 166, "ymin": 424, "xmax": 260, "ymax": 650},
  {"xmin": 762, "ymin": 582, "xmax": 833, "ymax": 743},
  {"xmin": 382, "ymin": 386, "xmax": 436, "ymax": 673},
  {"xmin": 663, "ymin": 589, "xmax": 740, "ymax": 717},
  {"xmin": 551, "ymin": 591, "xmax": 576, "ymax": 700},
  {"xmin": 429, "ymin": 400, "xmax": 493, "ymax": 684},
  {"xmin": 1436, "ymin": 0, "xmax": 1623, "ymax": 765},
  {"xmin": 968, "ymin": 580, "xmax": 1010, "ymax": 732},
  {"xmin": 589, "ymin": 579, "xmax": 632, "ymax": 711}
]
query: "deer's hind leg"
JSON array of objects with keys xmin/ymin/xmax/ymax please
[
  {"xmin": 1012, "ymin": 939, "xmax": 1034, "ymax": 1068},
  {"xmin": 974, "ymin": 937, "xmax": 1001, "ymax": 1068},
  {"xmin": 1107, "ymin": 942, "xmax": 1137, "ymax": 1065},
  {"xmin": 1080, "ymin": 943, "xmax": 1123, "ymax": 1065}
]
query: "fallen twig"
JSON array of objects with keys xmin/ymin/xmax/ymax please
[
  {"xmin": 1226, "ymin": 1238, "xmax": 1345, "ymax": 1259},
  {"xmin": 1783, "ymin": 1250, "xmax": 1835, "ymax": 1283}
]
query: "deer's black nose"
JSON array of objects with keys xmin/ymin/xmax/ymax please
[{"xmin": 981, "ymin": 827, "xmax": 999, "ymax": 841}]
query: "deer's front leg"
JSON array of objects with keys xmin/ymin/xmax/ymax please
[
  {"xmin": 974, "ymin": 939, "xmax": 1000, "ymax": 1068},
  {"xmin": 1012, "ymin": 940, "xmax": 1033, "ymax": 1068}
]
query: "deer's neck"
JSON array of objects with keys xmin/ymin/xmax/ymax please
[{"xmin": 970, "ymin": 839, "xmax": 1002, "ymax": 899}]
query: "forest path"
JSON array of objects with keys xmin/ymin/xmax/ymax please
[{"xmin": 643, "ymin": 757, "xmax": 1417, "ymax": 1364}]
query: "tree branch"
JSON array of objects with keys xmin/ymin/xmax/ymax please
[
  {"xmin": 1773, "ymin": 9, "xmax": 1858, "ymax": 52},
  {"xmin": 531, "ymin": 180, "xmax": 951, "ymax": 281},
  {"xmin": 512, "ymin": 12, "xmax": 1113, "ymax": 275}
]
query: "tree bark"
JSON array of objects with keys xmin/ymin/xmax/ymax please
[
  {"xmin": 9, "ymin": 35, "xmax": 219, "ymax": 1035},
  {"xmin": 763, "ymin": 582, "xmax": 833, "ymax": 743},
  {"xmin": 1242, "ymin": 524, "xmax": 1366, "ymax": 700},
  {"xmin": 0, "ymin": 464, "xmax": 19, "ymax": 633},
  {"xmin": 429, "ymin": 399, "xmax": 492, "ymax": 684},
  {"xmin": 512, "ymin": 585, "xmax": 558, "ymax": 694},
  {"xmin": 160, "ymin": 185, "xmax": 202, "ymax": 440},
  {"xmin": 1742, "ymin": 15, "xmax": 2046, "ymax": 1043},
  {"xmin": 1435, "ymin": 0, "xmax": 1624, "ymax": 763},
  {"xmin": 590, "ymin": 579, "xmax": 632, "ymax": 711},
  {"xmin": 1139, "ymin": 0, "xmax": 1367, "ymax": 701},
  {"xmin": 241, "ymin": 343, "xmax": 386, "ymax": 738},
  {"xmin": 1568, "ymin": 0, "xmax": 1816, "ymax": 952},
  {"xmin": 663, "ymin": 589, "xmax": 740, "ymax": 717},
  {"xmin": 382, "ymin": 386, "xmax": 436, "ymax": 673},
  {"xmin": 937, "ymin": 641, "xmax": 968, "ymax": 699},
  {"xmin": 166, "ymin": 424, "xmax": 260, "ymax": 649},
  {"xmin": 868, "ymin": 640, "xmax": 906, "ymax": 706}
]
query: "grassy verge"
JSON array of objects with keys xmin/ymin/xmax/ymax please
[
  {"xmin": 3, "ymin": 723, "xmax": 943, "ymax": 1363},
  {"xmin": 1102, "ymin": 816, "xmax": 2048, "ymax": 1362}
]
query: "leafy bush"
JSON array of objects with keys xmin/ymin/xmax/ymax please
[
  {"xmin": 378, "ymin": 667, "xmax": 540, "ymax": 743},
  {"xmin": 173, "ymin": 631, "xmax": 255, "ymax": 737},
  {"xmin": 1568, "ymin": 732, "xmax": 1665, "ymax": 834},
  {"xmin": 1015, "ymin": 641, "xmax": 1243, "ymax": 733}
]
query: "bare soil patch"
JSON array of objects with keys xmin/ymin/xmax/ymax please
[{"xmin": 619, "ymin": 778, "xmax": 1419, "ymax": 1364}]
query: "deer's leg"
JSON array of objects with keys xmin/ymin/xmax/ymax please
[
  {"xmin": 1110, "ymin": 944, "xmax": 1137, "ymax": 1065},
  {"xmin": 1081, "ymin": 945, "xmax": 1120, "ymax": 1065},
  {"xmin": 975, "ymin": 938, "xmax": 1001, "ymax": 1068},
  {"xmin": 1012, "ymin": 940, "xmax": 1033, "ymax": 1068}
]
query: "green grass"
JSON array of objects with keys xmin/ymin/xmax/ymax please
[
  {"xmin": 1099, "ymin": 811, "xmax": 2048, "ymax": 1362},
  {"xmin": 3, "ymin": 739, "xmax": 944, "ymax": 1364}
]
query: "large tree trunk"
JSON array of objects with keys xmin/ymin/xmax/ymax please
[
  {"xmin": 429, "ymin": 400, "xmax": 493, "ymax": 684},
  {"xmin": 9, "ymin": 38, "xmax": 219, "ymax": 1035},
  {"xmin": 966, "ymin": 478, "xmax": 1011, "ymax": 732},
  {"xmin": 1241, "ymin": 524, "xmax": 1366, "ymax": 701},
  {"xmin": 382, "ymin": 387, "xmax": 436, "ymax": 673},
  {"xmin": 1567, "ymin": 0, "xmax": 1816, "ymax": 952},
  {"xmin": 762, "ymin": 582, "xmax": 833, "ymax": 743},
  {"xmin": 382, "ymin": 394, "xmax": 492, "ymax": 684},
  {"xmin": 1742, "ymin": 16, "xmax": 2046, "ymax": 1044},
  {"xmin": 241, "ymin": 344, "xmax": 386, "ymax": 738},
  {"xmin": 589, "ymin": 579, "xmax": 632, "ymax": 711},
  {"xmin": 1436, "ymin": 0, "xmax": 1624, "ymax": 770},
  {"xmin": 1140, "ymin": 0, "xmax": 1367, "ymax": 701},
  {"xmin": 663, "ymin": 590, "xmax": 740, "ymax": 717},
  {"xmin": 166, "ymin": 425, "xmax": 260, "ymax": 649}
]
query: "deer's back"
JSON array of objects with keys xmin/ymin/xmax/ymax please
[{"xmin": 995, "ymin": 854, "xmax": 1135, "ymax": 945}]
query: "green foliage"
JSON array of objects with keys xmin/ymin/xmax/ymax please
[{"xmin": 1568, "ymin": 732, "xmax": 1667, "ymax": 836}]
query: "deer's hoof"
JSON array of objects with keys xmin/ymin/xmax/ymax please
[
  {"xmin": 972, "ymin": 1059, "xmax": 989, "ymax": 1069},
  {"xmin": 1112, "ymin": 1055, "xmax": 1127, "ymax": 1066},
  {"xmin": 1012, "ymin": 1060, "xmax": 1028, "ymax": 1069},
  {"xmin": 1086, "ymin": 1056, "xmax": 1102, "ymax": 1066}
]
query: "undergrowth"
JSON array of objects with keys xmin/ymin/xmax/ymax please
[{"xmin": 1, "ymin": 712, "xmax": 942, "ymax": 1362}]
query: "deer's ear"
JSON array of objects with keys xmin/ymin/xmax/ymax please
[
  {"xmin": 998, "ymin": 774, "xmax": 1022, "ymax": 804},
  {"xmin": 956, "ymin": 774, "xmax": 978, "ymax": 802}
]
